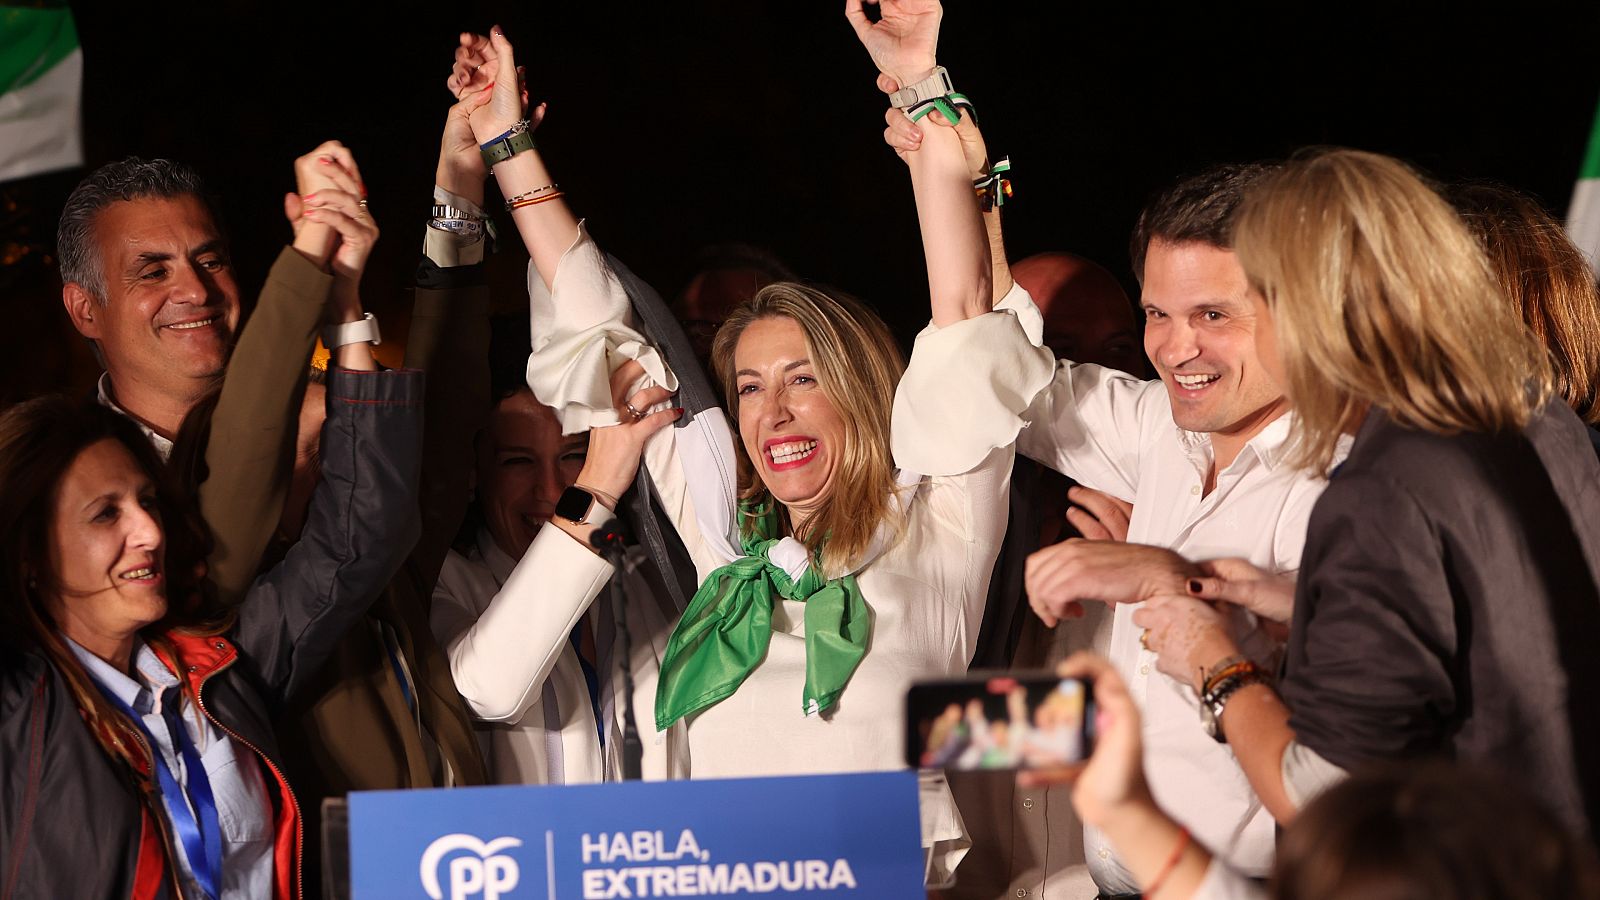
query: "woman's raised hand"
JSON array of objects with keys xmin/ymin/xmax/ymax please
[
  {"xmin": 881, "ymin": 104, "xmax": 989, "ymax": 179},
  {"xmin": 844, "ymin": 0, "xmax": 942, "ymax": 88},
  {"xmin": 574, "ymin": 360, "xmax": 682, "ymax": 504},
  {"xmin": 447, "ymin": 27, "xmax": 542, "ymax": 147},
  {"xmin": 284, "ymin": 141, "xmax": 377, "ymax": 283}
]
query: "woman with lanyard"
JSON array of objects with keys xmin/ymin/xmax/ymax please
[
  {"xmin": 0, "ymin": 154, "xmax": 422, "ymax": 900},
  {"xmin": 447, "ymin": 0, "xmax": 1054, "ymax": 881}
]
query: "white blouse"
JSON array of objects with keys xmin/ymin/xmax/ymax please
[
  {"xmin": 431, "ymin": 525, "xmax": 688, "ymax": 785},
  {"xmin": 523, "ymin": 225, "xmax": 1055, "ymax": 883}
]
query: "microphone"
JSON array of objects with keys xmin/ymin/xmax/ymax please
[
  {"xmin": 589, "ymin": 524, "xmax": 629, "ymax": 554},
  {"xmin": 589, "ymin": 519, "xmax": 644, "ymax": 780}
]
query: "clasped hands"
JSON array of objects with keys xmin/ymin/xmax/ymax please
[{"xmin": 1027, "ymin": 538, "xmax": 1296, "ymax": 690}]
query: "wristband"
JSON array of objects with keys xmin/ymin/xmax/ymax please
[
  {"xmin": 322, "ymin": 312, "xmax": 382, "ymax": 349},
  {"xmin": 889, "ymin": 66, "xmax": 954, "ymax": 109},
  {"xmin": 1143, "ymin": 828, "xmax": 1192, "ymax": 896},
  {"xmin": 1199, "ymin": 655, "xmax": 1252, "ymax": 697},
  {"xmin": 974, "ymin": 156, "xmax": 1013, "ymax": 212},
  {"xmin": 907, "ymin": 91, "xmax": 973, "ymax": 126},
  {"xmin": 503, "ymin": 184, "xmax": 558, "ymax": 210},
  {"xmin": 1199, "ymin": 663, "xmax": 1270, "ymax": 744},
  {"xmin": 479, "ymin": 120, "xmax": 537, "ymax": 168}
]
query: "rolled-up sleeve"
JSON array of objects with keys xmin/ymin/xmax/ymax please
[
  {"xmin": 892, "ymin": 281, "xmax": 1055, "ymax": 477},
  {"xmin": 524, "ymin": 223, "xmax": 677, "ymax": 434}
]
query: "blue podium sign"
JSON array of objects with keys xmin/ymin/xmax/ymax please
[{"xmin": 348, "ymin": 771, "xmax": 926, "ymax": 900}]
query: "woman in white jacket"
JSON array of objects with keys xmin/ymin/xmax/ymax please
[
  {"xmin": 431, "ymin": 359, "xmax": 687, "ymax": 785},
  {"xmin": 444, "ymin": 1, "xmax": 1054, "ymax": 881}
]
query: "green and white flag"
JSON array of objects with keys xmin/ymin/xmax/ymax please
[
  {"xmin": 0, "ymin": 4, "xmax": 82, "ymax": 182},
  {"xmin": 1567, "ymin": 93, "xmax": 1600, "ymax": 275}
]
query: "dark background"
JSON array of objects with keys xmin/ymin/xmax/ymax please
[{"xmin": 5, "ymin": 1, "xmax": 1600, "ymax": 399}]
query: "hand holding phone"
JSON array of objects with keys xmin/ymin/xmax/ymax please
[{"xmin": 906, "ymin": 672, "xmax": 1095, "ymax": 771}]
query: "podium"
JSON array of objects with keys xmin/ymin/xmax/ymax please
[{"xmin": 342, "ymin": 771, "xmax": 926, "ymax": 900}]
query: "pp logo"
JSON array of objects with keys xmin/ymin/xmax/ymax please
[{"xmin": 420, "ymin": 833, "xmax": 523, "ymax": 900}]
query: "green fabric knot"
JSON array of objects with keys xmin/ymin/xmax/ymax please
[{"xmin": 654, "ymin": 500, "xmax": 871, "ymax": 730}]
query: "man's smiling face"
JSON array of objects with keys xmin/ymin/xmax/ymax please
[
  {"xmin": 1140, "ymin": 239, "xmax": 1286, "ymax": 441},
  {"xmin": 77, "ymin": 195, "xmax": 240, "ymax": 392}
]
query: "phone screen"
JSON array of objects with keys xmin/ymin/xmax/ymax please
[{"xmin": 905, "ymin": 673, "xmax": 1095, "ymax": 771}]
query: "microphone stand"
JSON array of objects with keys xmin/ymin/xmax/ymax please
[{"xmin": 591, "ymin": 529, "xmax": 644, "ymax": 781}]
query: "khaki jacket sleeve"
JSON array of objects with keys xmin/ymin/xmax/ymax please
[{"xmin": 201, "ymin": 247, "xmax": 331, "ymax": 608}]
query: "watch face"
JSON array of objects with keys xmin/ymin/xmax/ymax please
[{"xmin": 556, "ymin": 486, "xmax": 593, "ymax": 523}]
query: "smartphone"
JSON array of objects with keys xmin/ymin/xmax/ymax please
[{"xmin": 905, "ymin": 672, "xmax": 1095, "ymax": 771}]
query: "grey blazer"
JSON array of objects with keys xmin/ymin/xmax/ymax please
[{"xmin": 1280, "ymin": 401, "xmax": 1600, "ymax": 838}]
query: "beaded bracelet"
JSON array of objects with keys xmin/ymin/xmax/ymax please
[
  {"xmin": 508, "ymin": 191, "xmax": 565, "ymax": 211},
  {"xmin": 503, "ymin": 184, "xmax": 559, "ymax": 211}
]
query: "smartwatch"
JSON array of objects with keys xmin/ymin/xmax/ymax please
[
  {"xmin": 321, "ymin": 312, "xmax": 382, "ymax": 349},
  {"xmin": 556, "ymin": 485, "xmax": 616, "ymax": 528},
  {"xmin": 889, "ymin": 66, "xmax": 954, "ymax": 109}
]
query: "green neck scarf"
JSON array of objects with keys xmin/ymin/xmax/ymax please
[{"xmin": 654, "ymin": 501, "xmax": 871, "ymax": 731}]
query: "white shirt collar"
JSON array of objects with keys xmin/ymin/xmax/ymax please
[
  {"xmin": 96, "ymin": 372, "xmax": 174, "ymax": 461},
  {"xmin": 1175, "ymin": 410, "xmax": 1296, "ymax": 474},
  {"xmin": 62, "ymin": 634, "xmax": 177, "ymax": 713}
]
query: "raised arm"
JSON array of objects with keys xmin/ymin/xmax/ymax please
[
  {"xmin": 434, "ymin": 361, "xmax": 677, "ymax": 722},
  {"xmin": 230, "ymin": 366, "xmax": 425, "ymax": 704},
  {"xmin": 883, "ymin": 99, "xmax": 1013, "ymax": 305},
  {"xmin": 401, "ymin": 90, "xmax": 496, "ymax": 589},
  {"xmin": 196, "ymin": 142, "xmax": 378, "ymax": 607},
  {"xmin": 846, "ymin": 0, "xmax": 990, "ymax": 325},
  {"xmin": 451, "ymin": 28, "xmax": 574, "ymax": 292}
]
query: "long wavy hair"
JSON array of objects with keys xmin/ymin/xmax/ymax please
[
  {"xmin": 710, "ymin": 283, "xmax": 906, "ymax": 575},
  {"xmin": 1233, "ymin": 149, "xmax": 1552, "ymax": 474},
  {"xmin": 0, "ymin": 397, "xmax": 216, "ymax": 781},
  {"xmin": 1451, "ymin": 182, "xmax": 1600, "ymax": 426}
]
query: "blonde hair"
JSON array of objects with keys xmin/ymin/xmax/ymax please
[
  {"xmin": 711, "ymin": 283, "xmax": 905, "ymax": 574},
  {"xmin": 1233, "ymin": 149, "xmax": 1552, "ymax": 474}
]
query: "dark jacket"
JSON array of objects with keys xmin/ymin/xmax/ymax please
[
  {"xmin": 1281, "ymin": 401, "xmax": 1600, "ymax": 838},
  {"xmin": 0, "ymin": 369, "xmax": 423, "ymax": 900},
  {"xmin": 269, "ymin": 260, "xmax": 491, "ymax": 892}
]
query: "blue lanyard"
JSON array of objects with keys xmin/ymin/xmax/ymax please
[
  {"xmin": 568, "ymin": 625, "xmax": 605, "ymax": 747},
  {"xmin": 97, "ymin": 681, "xmax": 224, "ymax": 900}
]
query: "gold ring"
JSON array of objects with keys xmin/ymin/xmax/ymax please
[
  {"xmin": 624, "ymin": 401, "xmax": 646, "ymax": 421},
  {"xmin": 1139, "ymin": 629, "xmax": 1151, "ymax": 651}
]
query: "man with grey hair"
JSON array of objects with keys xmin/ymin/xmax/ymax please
[{"xmin": 58, "ymin": 157, "xmax": 241, "ymax": 456}]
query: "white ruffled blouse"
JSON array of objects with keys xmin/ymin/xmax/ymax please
[{"xmin": 524, "ymin": 225, "xmax": 1055, "ymax": 883}]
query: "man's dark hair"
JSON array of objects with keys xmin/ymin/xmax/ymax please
[
  {"xmin": 57, "ymin": 156, "xmax": 214, "ymax": 301},
  {"xmin": 1128, "ymin": 162, "xmax": 1280, "ymax": 285}
]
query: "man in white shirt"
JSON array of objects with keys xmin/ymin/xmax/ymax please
[
  {"xmin": 1013, "ymin": 163, "xmax": 1328, "ymax": 898},
  {"xmin": 57, "ymin": 158, "xmax": 242, "ymax": 458}
]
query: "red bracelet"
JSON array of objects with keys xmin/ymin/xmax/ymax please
[{"xmin": 1143, "ymin": 826, "xmax": 1192, "ymax": 897}]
